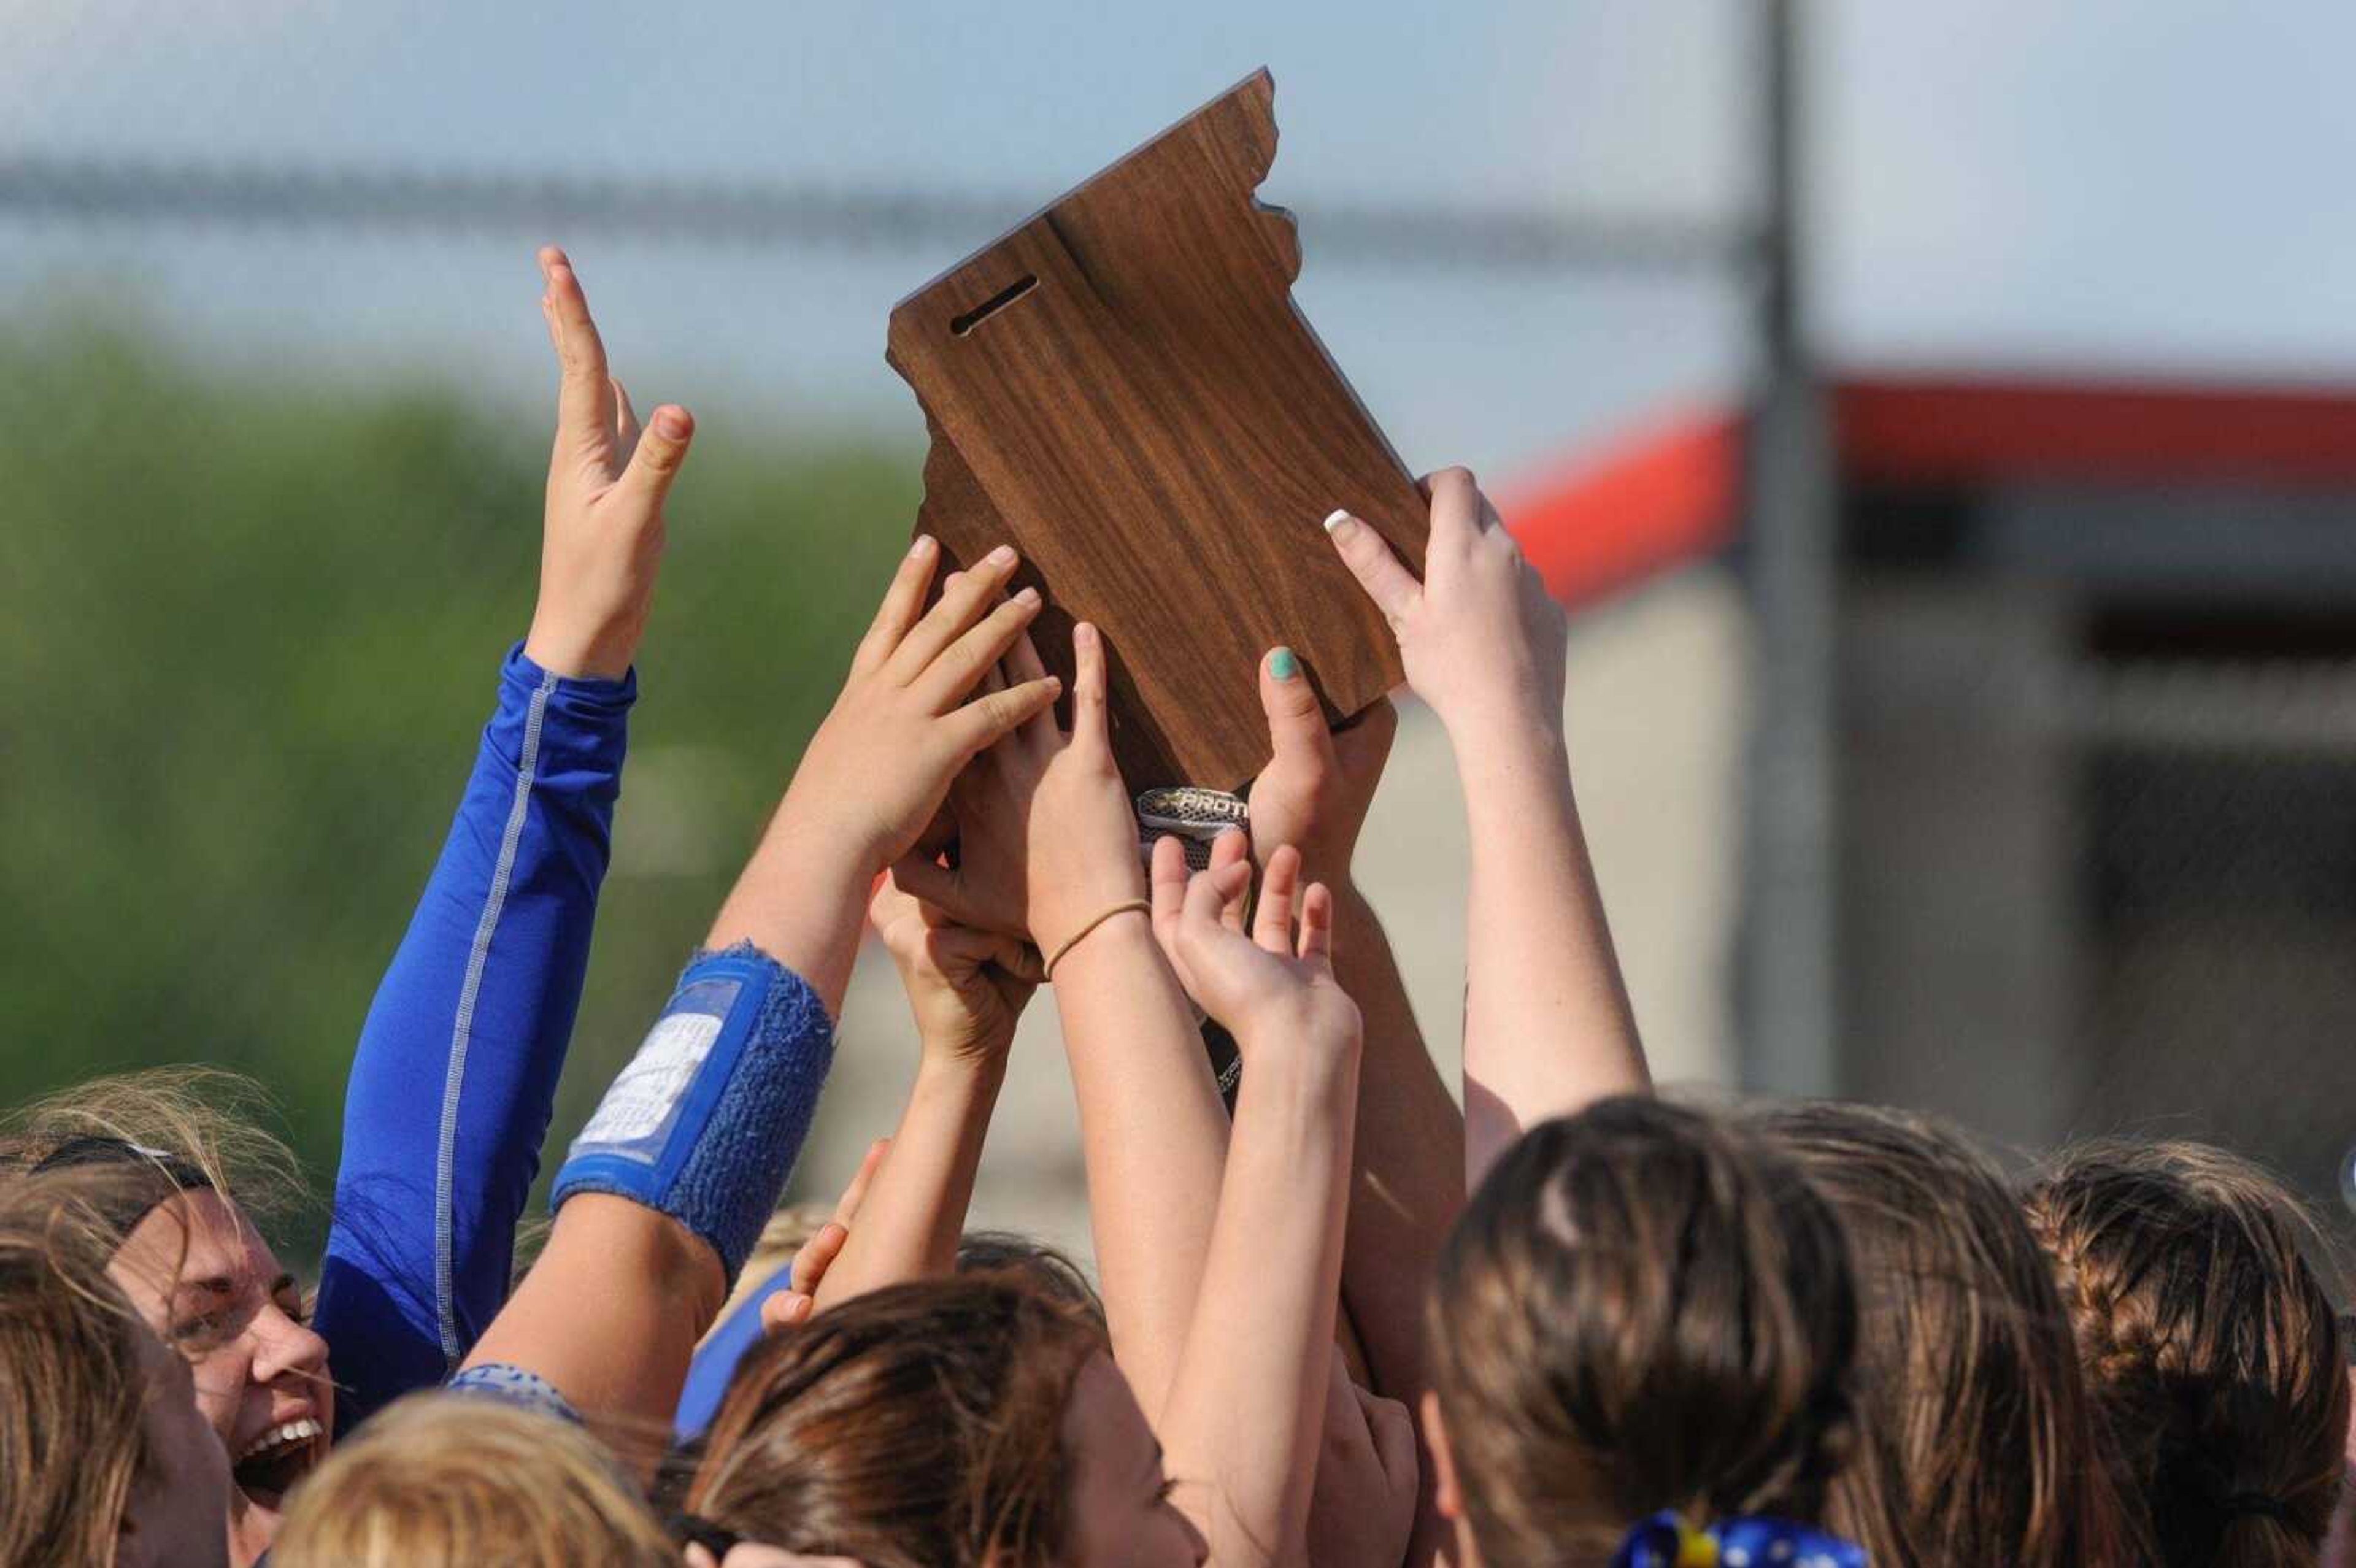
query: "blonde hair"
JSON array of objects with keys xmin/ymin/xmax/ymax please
[
  {"xmin": 0, "ymin": 1066, "xmax": 308, "ymax": 1231},
  {"xmin": 0, "ymin": 1169, "xmax": 176, "ymax": 1568},
  {"xmin": 272, "ymin": 1393, "xmax": 677, "ymax": 1567}
]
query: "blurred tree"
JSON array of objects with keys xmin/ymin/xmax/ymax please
[{"xmin": 0, "ymin": 310, "xmax": 921, "ymax": 1259}]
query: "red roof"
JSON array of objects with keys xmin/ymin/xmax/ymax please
[{"xmin": 1504, "ymin": 376, "xmax": 2356, "ymax": 607}]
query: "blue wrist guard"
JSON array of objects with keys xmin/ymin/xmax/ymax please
[{"xmin": 549, "ymin": 943, "xmax": 834, "ymax": 1287}]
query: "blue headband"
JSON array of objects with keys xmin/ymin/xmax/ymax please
[{"xmin": 1612, "ymin": 1511, "xmax": 1867, "ymax": 1568}]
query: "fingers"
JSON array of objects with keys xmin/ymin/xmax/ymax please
[
  {"xmin": 1149, "ymin": 834, "xmax": 1192, "ymax": 957},
  {"xmin": 1069, "ymin": 621, "xmax": 1111, "ymax": 753},
  {"xmin": 1323, "ymin": 510, "xmax": 1422, "ymax": 629},
  {"xmin": 612, "ymin": 404, "xmax": 694, "ymax": 516},
  {"xmin": 1208, "ymin": 829, "xmax": 1251, "ymax": 934},
  {"xmin": 942, "ymin": 675, "xmax": 1063, "ymax": 758},
  {"xmin": 1182, "ymin": 856, "xmax": 1255, "ymax": 938},
  {"xmin": 1297, "ymin": 881, "xmax": 1335, "ymax": 970},
  {"xmin": 1476, "ymin": 487, "xmax": 1507, "ymax": 536},
  {"xmin": 539, "ymin": 247, "xmax": 615, "ymax": 466},
  {"xmin": 1424, "ymin": 466, "xmax": 1482, "ymax": 547},
  {"xmin": 787, "ymin": 1222, "xmax": 846, "ymax": 1297},
  {"xmin": 1260, "ymin": 642, "xmax": 1333, "ymax": 777},
  {"xmin": 1253, "ymin": 844, "xmax": 1302, "ymax": 955},
  {"xmin": 922, "ymin": 921, "xmax": 1022, "ymax": 978},
  {"xmin": 887, "ymin": 853, "xmax": 978, "ymax": 926},
  {"xmin": 998, "ymin": 940, "xmax": 1048, "ymax": 986},
  {"xmin": 760, "ymin": 1286, "xmax": 813, "ymax": 1334},
  {"xmin": 915, "ymin": 586, "xmax": 1044, "ymax": 712},
  {"xmin": 610, "ymin": 378, "xmax": 640, "ymax": 453},
  {"xmin": 836, "ymin": 1137, "xmax": 888, "ymax": 1226},
  {"xmin": 868, "ymin": 874, "xmax": 920, "ymax": 935},
  {"xmin": 1000, "ymin": 629, "xmax": 1057, "ymax": 751},
  {"xmin": 889, "ymin": 544, "xmax": 1020, "ymax": 682},
  {"xmin": 855, "ymin": 536, "xmax": 940, "ymax": 672}
]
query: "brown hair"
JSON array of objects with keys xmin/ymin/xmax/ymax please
[
  {"xmin": 271, "ymin": 1393, "xmax": 676, "ymax": 1567},
  {"xmin": 0, "ymin": 1066, "xmax": 308, "ymax": 1232},
  {"xmin": 0, "ymin": 1170, "xmax": 180, "ymax": 1568},
  {"xmin": 1755, "ymin": 1101, "xmax": 2142, "ymax": 1567},
  {"xmin": 688, "ymin": 1272, "xmax": 1106, "ymax": 1566},
  {"xmin": 2024, "ymin": 1140, "xmax": 2349, "ymax": 1566},
  {"xmin": 955, "ymin": 1231, "xmax": 1106, "ymax": 1324},
  {"xmin": 1426, "ymin": 1096, "xmax": 1860, "ymax": 1566}
]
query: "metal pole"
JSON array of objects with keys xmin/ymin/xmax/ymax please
[{"xmin": 1741, "ymin": 0, "xmax": 1841, "ymax": 1097}]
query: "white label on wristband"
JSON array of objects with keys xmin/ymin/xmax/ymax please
[{"xmin": 571, "ymin": 986, "xmax": 736, "ymax": 1161}]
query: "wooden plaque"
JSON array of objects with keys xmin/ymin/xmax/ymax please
[{"xmin": 886, "ymin": 68, "xmax": 1428, "ymax": 791}]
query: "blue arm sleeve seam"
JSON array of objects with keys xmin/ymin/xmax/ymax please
[{"xmin": 431, "ymin": 663, "xmax": 560, "ymax": 1367}]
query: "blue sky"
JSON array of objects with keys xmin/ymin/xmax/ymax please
[{"xmin": 6, "ymin": 1, "xmax": 2354, "ymax": 478}]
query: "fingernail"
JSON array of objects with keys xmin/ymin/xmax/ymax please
[
  {"xmin": 1044, "ymin": 675, "xmax": 1064, "ymax": 696},
  {"xmin": 789, "ymin": 1295, "xmax": 814, "ymax": 1323},
  {"xmin": 909, "ymin": 533, "xmax": 935, "ymax": 558},
  {"xmin": 655, "ymin": 407, "xmax": 691, "ymax": 439},
  {"xmin": 1074, "ymin": 622, "xmax": 1097, "ymax": 648},
  {"xmin": 1323, "ymin": 509, "xmax": 1355, "ymax": 534},
  {"xmin": 1270, "ymin": 647, "xmax": 1300, "ymax": 680},
  {"xmin": 986, "ymin": 544, "xmax": 1017, "ymax": 569},
  {"xmin": 1015, "ymin": 585, "xmax": 1041, "ymax": 607}
]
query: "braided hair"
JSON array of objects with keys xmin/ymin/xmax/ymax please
[{"xmin": 2023, "ymin": 1140, "xmax": 2349, "ymax": 1567}]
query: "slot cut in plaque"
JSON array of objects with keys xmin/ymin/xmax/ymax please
[{"xmin": 950, "ymin": 274, "xmax": 1039, "ymax": 337}]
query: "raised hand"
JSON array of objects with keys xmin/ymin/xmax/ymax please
[
  {"xmin": 1324, "ymin": 467, "xmax": 1566, "ymax": 743},
  {"xmin": 1169, "ymin": 845, "xmax": 1358, "ymax": 1060},
  {"xmin": 869, "ymin": 877, "xmax": 1042, "ymax": 1064},
  {"xmin": 704, "ymin": 538, "xmax": 1061, "ymax": 1015},
  {"xmin": 1243, "ymin": 647, "xmax": 1398, "ymax": 892},
  {"xmin": 760, "ymin": 1137, "xmax": 888, "ymax": 1333},
  {"xmin": 1147, "ymin": 827, "xmax": 1247, "ymax": 999},
  {"xmin": 1332, "ymin": 471, "xmax": 1645, "ymax": 1188},
  {"xmin": 522, "ymin": 246, "xmax": 695, "ymax": 681},
  {"xmin": 776, "ymin": 540, "xmax": 1060, "ymax": 877},
  {"xmin": 892, "ymin": 623, "xmax": 1145, "ymax": 967}
]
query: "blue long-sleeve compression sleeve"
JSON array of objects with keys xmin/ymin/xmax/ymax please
[{"xmin": 315, "ymin": 644, "xmax": 633, "ymax": 1428}]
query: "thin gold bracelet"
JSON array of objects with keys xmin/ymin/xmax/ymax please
[{"xmin": 1043, "ymin": 899, "xmax": 1152, "ymax": 982}]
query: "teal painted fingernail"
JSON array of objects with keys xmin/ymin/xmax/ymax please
[{"xmin": 1271, "ymin": 647, "xmax": 1300, "ymax": 680}]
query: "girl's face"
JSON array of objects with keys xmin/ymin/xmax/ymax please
[
  {"xmin": 109, "ymin": 1188, "xmax": 333, "ymax": 1566},
  {"xmin": 1057, "ymin": 1352, "xmax": 1207, "ymax": 1567}
]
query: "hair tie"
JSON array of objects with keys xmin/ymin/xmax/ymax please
[
  {"xmin": 2219, "ymin": 1491, "xmax": 2289, "ymax": 1523},
  {"xmin": 667, "ymin": 1513, "xmax": 744, "ymax": 1554},
  {"xmin": 1612, "ymin": 1511, "xmax": 1868, "ymax": 1568}
]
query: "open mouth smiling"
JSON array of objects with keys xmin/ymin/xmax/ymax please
[{"xmin": 232, "ymin": 1415, "xmax": 325, "ymax": 1508}]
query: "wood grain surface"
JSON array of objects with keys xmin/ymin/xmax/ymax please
[{"xmin": 887, "ymin": 68, "xmax": 1429, "ymax": 790}]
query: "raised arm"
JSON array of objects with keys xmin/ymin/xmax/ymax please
[
  {"xmin": 1236, "ymin": 661, "xmax": 1457, "ymax": 1563},
  {"xmin": 1157, "ymin": 848, "xmax": 1365, "ymax": 1567},
  {"xmin": 316, "ymin": 248, "xmax": 693, "ymax": 1425},
  {"xmin": 1325, "ymin": 469, "xmax": 1646, "ymax": 1188},
  {"xmin": 456, "ymin": 538, "xmax": 1060, "ymax": 1467},
  {"xmin": 895, "ymin": 621, "xmax": 1231, "ymax": 1426},
  {"xmin": 806, "ymin": 878, "xmax": 1041, "ymax": 1310}
]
